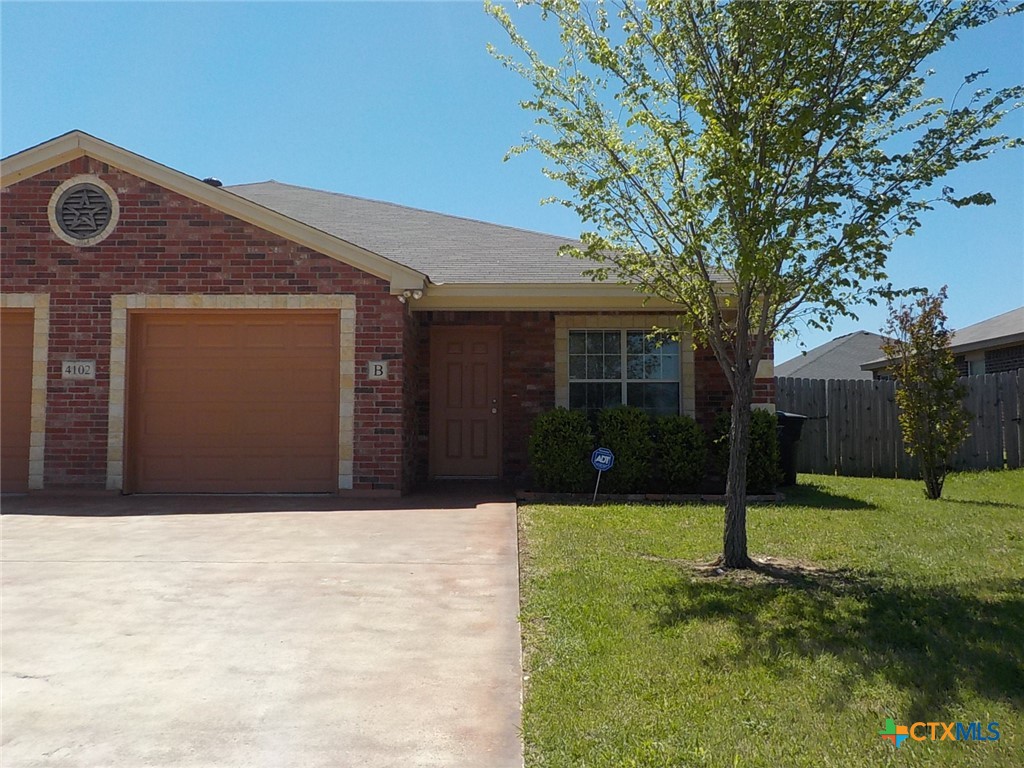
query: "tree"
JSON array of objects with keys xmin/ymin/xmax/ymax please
[
  {"xmin": 881, "ymin": 288, "xmax": 969, "ymax": 499},
  {"xmin": 487, "ymin": 0, "xmax": 1021, "ymax": 567}
]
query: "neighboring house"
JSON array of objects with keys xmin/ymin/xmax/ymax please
[
  {"xmin": 776, "ymin": 331, "xmax": 889, "ymax": 380},
  {"xmin": 861, "ymin": 306, "xmax": 1024, "ymax": 379},
  {"xmin": 0, "ymin": 131, "xmax": 774, "ymax": 495}
]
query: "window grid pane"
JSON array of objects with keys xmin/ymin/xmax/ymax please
[
  {"xmin": 626, "ymin": 331, "xmax": 680, "ymax": 382},
  {"xmin": 568, "ymin": 329, "xmax": 681, "ymax": 416}
]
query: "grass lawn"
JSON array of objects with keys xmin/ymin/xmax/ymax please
[{"xmin": 518, "ymin": 470, "xmax": 1024, "ymax": 767}]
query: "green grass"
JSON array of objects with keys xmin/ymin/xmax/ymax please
[{"xmin": 518, "ymin": 470, "xmax": 1024, "ymax": 767}]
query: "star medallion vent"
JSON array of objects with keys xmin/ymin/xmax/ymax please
[{"xmin": 47, "ymin": 175, "xmax": 120, "ymax": 247}]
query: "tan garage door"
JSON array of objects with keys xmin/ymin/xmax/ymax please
[
  {"xmin": 127, "ymin": 311, "xmax": 339, "ymax": 493},
  {"xmin": 1, "ymin": 309, "xmax": 34, "ymax": 493}
]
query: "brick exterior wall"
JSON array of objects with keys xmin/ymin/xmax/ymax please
[
  {"xmin": 694, "ymin": 342, "xmax": 775, "ymax": 429},
  {"xmin": 984, "ymin": 343, "xmax": 1024, "ymax": 374},
  {"xmin": 1, "ymin": 157, "xmax": 408, "ymax": 492},
  {"xmin": 2, "ymin": 155, "xmax": 780, "ymax": 493},
  {"xmin": 415, "ymin": 311, "xmax": 556, "ymax": 485}
]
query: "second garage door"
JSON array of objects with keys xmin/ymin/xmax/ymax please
[
  {"xmin": 128, "ymin": 311, "xmax": 339, "ymax": 493},
  {"xmin": 1, "ymin": 309, "xmax": 34, "ymax": 493}
]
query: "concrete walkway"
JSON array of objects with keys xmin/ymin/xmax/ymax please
[{"xmin": 1, "ymin": 493, "xmax": 522, "ymax": 768}]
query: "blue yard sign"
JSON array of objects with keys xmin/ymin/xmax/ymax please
[
  {"xmin": 591, "ymin": 447, "xmax": 615, "ymax": 502},
  {"xmin": 591, "ymin": 447, "xmax": 615, "ymax": 472}
]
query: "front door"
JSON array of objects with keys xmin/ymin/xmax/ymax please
[{"xmin": 430, "ymin": 326, "xmax": 501, "ymax": 478}]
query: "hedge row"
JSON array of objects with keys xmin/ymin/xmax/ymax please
[{"xmin": 527, "ymin": 406, "xmax": 780, "ymax": 494}]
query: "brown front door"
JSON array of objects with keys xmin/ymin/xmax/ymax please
[
  {"xmin": 430, "ymin": 326, "xmax": 501, "ymax": 478},
  {"xmin": 127, "ymin": 311, "xmax": 339, "ymax": 493},
  {"xmin": 1, "ymin": 309, "xmax": 34, "ymax": 492}
]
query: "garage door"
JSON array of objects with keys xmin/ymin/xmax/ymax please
[
  {"xmin": 1, "ymin": 309, "xmax": 34, "ymax": 493},
  {"xmin": 127, "ymin": 311, "xmax": 339, "ymax": 493}
]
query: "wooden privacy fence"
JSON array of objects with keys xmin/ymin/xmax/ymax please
[{"xmin": 775, "ymin": 371, "xmax": 1024, "ymax": 478}]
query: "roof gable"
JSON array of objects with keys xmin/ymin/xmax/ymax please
[{"xmin": 0, "ymin": 131, "xmax": 426, "ymax": 293}]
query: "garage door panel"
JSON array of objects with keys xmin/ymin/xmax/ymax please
[
  {"xmin": 138, "ymin": 411, "xmax": 187, "ymax": 440},
  {"xmin": 138, "ymin": 367, "xmax": 186, "ymax": 398},
  {"xmin": 129, "ymin": 311, "xmax": 339, "ymax": 493},
  {"xmin": 142, "ymin": 322, "xmax": 191, "ymax": 349},
  {"xmin": 291, "ymin": 368, "xmax": 337, "ymax": 396},
  {"xmin": 291, "ymin": 456, "xmax": 337, "ymax": 482},
  {"xmin": 194, "ymin": 322, "xmax": 239, "ymax": 349},
  {"xmin": 285, "ymin": 411, "xmax": 337, "ymax": 439},
  {"xmin": 243, "ymin": 323, "xmax": 288, "ymax": 349},
  {"xmin": 293, "ymin": 323, "xmax": 337, "ymax": 348},
  {"xmin": 191, "ymin": 368, "xmax": 241, "ymax": 397},
  {"xmin": 136, "ymin": 455, "xmax": 186, "ymax": 484},
  {"xmin": 1, "ymin": 309, "xmax": 34, "ymax": 492}
]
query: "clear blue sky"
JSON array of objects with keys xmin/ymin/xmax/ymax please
[{"xmin": 3, "ymin": 1, "xmax": 1021, "ymax": 364}]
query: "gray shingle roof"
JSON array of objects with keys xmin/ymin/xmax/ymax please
[
  {"xmin": 227, "ymin": 181, "xmax": 598, "ymax": 285},
  {"xmin": 862, "ymin": 306, "xmax": 1024, "ymax": 369},
  {"xmin": 947, "ymin": 306, "xmax": 1024, "ymax": 352},
  {"xmin": 776, "ymin": 331, "xmax": 889, "ymax": 380}
]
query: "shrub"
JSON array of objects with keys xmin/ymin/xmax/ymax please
[
  {"xmin": 709, "ymin": 409, "xmax": 781, "ymax": 493},
  {"xmin": 528, "ymin": 408, "xmax": 594, "ymax": 492},
  {"xmin": 653, "ymin": 415, "xmax": 707, "ymax": 493},
  {"xmin": 595, "ymin": 406, "xmax": 653, "ymax": 494}
]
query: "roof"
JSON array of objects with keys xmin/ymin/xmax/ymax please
[
  {"xmin": 776, "ymin": 331, "xmax": 889, "ymax": 380},
  {"xmin": 862, "ymin": 306, "xmax": 1024, "ymax": 370},
  {"xmin": 0, "ymin": 130, "xmax": 685, "ymax": 310},
  {"xmin": 228, "ymin": 181, "xmax": 597, "ymax": 285}
]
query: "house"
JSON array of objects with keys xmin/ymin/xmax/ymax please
[
  {"xmin": 776, "ymin": 331, "xmax": 889, "ymax": 380},
  {"xmin": 0, "ymin": 131, "xmax": 774, "ymax": 495},
  {"xmin": 861, "ymin": 306, "xmax": 1024, "ymax": 379}
]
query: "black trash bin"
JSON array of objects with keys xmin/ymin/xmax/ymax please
[{"xmin": 776, "ymin": 411, "xmax": 808, "ymax": 486}]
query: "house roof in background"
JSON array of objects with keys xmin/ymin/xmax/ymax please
[
  {"xmin": 862, "ymin": 306, "xmax": 1024, "ymax": 370},
  {"xmin": 228, "ymin": 181, "xmax": 596, "ymax": 285},
  {"xmin": 945, "ymin": 306, "xmax": 1024, "ymax": 354},
  {"xmin": 776, "ymin": 331, "xmax": 889, "ymax": 380}
]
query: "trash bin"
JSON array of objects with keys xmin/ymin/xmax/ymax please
[{"xmin": 776, "ymin": 411, "xmax": 808, "ymax": 486}]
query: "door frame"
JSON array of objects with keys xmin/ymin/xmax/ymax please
[{"xmin": 428, "ymin": 325, "xmax": 503, "ymax": 480}]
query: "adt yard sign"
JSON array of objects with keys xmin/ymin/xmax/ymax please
[
  {"xmin": 591, "ymin": 447, "xmax": 615, "ymax": 472},
  {"xmin": 591, "ymin": 447, "xmax": 615, "ymax": 502}
]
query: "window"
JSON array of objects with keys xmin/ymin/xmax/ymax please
[{"xmin": 568, "ymin": 329, "xmax": 680, "ymax": 417}]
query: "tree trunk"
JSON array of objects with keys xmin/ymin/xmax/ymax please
[
  {"xmin": 923, "ymin": 463, "xmax": 944, "ymax": 499},
  {"xmin": 723, "ymin": 374, "xmax": 754, "ymax": 569}
]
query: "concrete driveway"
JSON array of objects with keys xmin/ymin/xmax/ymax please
[{"xmin": 1, "ymin": 492, "xmax": 522, "ymax": 768}]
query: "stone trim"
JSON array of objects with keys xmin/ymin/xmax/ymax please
[
  {"xmin": 107, "ymin": 294, "xmax": 356, "ymax": 491},
  {"xmin": 0, "ymin": 293, "xmax": 49, "ymax": 489},
  {"xmin": 554, "ymin": 314, "xmax": 695, "ymax": 418}
]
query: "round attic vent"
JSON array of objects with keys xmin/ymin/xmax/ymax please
[
  {"xmin": 48, "ymin": 175, "xmax": 120, "ymax": 247},
  {"xmin": 56, "ymin": 184, "xmax": 112, "ymax": 239}
]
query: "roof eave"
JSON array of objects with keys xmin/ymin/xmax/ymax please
[
  {"xmin": 413, "ymin": 282, "xmax": 686, "ymax": 311},
  {"xmin": 862, "ymin": 330, "xmax": 1024, "ymax": 370}
]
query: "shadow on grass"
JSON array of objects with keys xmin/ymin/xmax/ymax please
[
  {"xmin": 940, "ymin": 498, "xmax": 1024, "ymax": 511},
  {"xmin": 782, "ymin": 483, "xmax": 877, "ymax": 511},
  {"xmin": 650, "ymin": 563, "xmax": 1024, "ymax": 721}
]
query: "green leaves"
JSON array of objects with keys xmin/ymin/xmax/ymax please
[
  {"xmin": 486, "ymin": 0, "xmax": 1021, "ymax": 354},
  {"xmin": 881, "ymin": 287, "xmax": 970, "ymax": 499}
]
